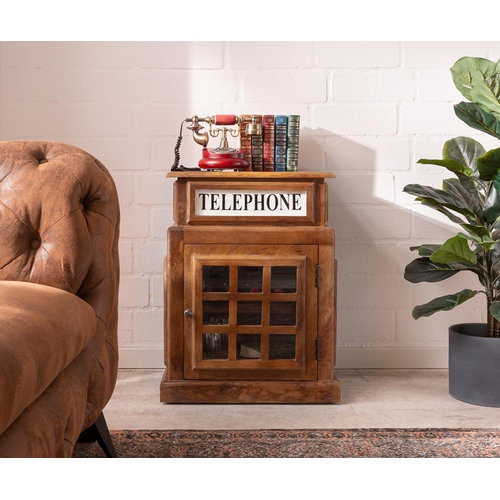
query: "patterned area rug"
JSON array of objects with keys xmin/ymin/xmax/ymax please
[{"xmin": 72, "ymin": 428, "xmax": 500, "ymax": 458}]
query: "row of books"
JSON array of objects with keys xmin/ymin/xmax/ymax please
[{"xmin": 239, "ymin": 115, "xmax": 300, "ymax": 172}]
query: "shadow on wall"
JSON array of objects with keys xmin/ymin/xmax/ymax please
[{"xmin": 298, "ymin": 128, "xmax": 485, "ymax": 358}]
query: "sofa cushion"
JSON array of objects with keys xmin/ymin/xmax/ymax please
[{"xmin": 0, "ymin": 281, "xmax": 95, "ymax": 435}]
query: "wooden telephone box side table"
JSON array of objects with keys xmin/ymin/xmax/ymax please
[{"xmin": 161, "ymin": 171, "xmax": 341, "ymax": 403}]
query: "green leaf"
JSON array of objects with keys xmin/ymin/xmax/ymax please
[
  {"xmin": 470, "ymin": 77, "xmax": 500, "ymax": 119},
  {"xmin": 412, "ymin": 289, "xmax": 479, "ymax": 319},
  {"xmin": 442, "ymin": 136, "xmax": 486, "ymax": 175},
  {"xmin": 451, "ymin": 57, "xmax": 498, "ymax": 101},
  {"xmin": 490, "ymin": 302, "xmax": 500, "ymax": 321},
  {"xmin": 460, "ymin": 223, "xmax": 491, "ymax": 240},
  {"xmin": 404, "ymin": 257, "xmax": 460, "ymax": 283},
  {"xmin": 486, "ymin": 74, "xmax": 500, "ymax": 97},
  {"xmin": 404, "ymin": 184, "xmax": 477, "ymax": 220},
  {"xmin": 417, "ymin": 158, "xmax": 474, "ymax": 177},
  {"xmin": 410, "ymin": 244, "xmax": 441, "ymax": 257},
  {"xmin": 442, "ymin": 178, "xmax": 483, "ymax": 218},
  {"xmin": 492, "ymin": 241, "xmax": 500, "ymax": 260},
  {"xmin": 483, "ymin": 187, "xmax": 500, "ymax": 223},
  {"xmin": 430, "ymin": 235, "xmax": 477, "ymax": 265},
  {"xmin": 454, "ymin": 102, "xmax": 500, "ymax": 140},
  {"xmin": 419, "ymin": 199, "xmax": 467, "ymax": 225},
  {"xmin": 477, "ymin": 148, "xmax": 500, "ymax": 181},
  {"xmin": 458, "ymin": 233, "xmax": 496, "ymax": 251},
  {"xmin": 450, "ymin": 56, "xmax": 500, "ymax": 119}
]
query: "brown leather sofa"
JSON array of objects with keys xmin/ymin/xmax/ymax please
[{"xmin": 0, "ymin": 141, "xmax": 120, "ymax": 457}]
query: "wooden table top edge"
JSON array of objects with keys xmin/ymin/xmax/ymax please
[{"xmin": 166, "ymin": 170, "xmax": 336, "ymax": 179}]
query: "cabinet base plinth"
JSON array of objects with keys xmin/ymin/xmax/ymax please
[{"xmin": 160, "ymin": 372, "xmax": 341, "ymax": 404}]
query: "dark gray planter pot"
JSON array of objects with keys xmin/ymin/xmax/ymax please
[{"xmin": 449, "ymin": 323, "xmax": 500, "ymax": 407}]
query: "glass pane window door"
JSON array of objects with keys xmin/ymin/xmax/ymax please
[{"xmin": 183, "ymin": 244, "xmax": 318, "ymax": 381}]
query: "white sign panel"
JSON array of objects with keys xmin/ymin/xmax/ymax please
[{"xmin": 195, "ymin": 189, "xmax": 307, "ymax": 217}]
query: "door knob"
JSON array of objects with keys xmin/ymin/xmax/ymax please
[{"xmin": 184, "ymin": 309, "xmax": 193, "ymax": 318}]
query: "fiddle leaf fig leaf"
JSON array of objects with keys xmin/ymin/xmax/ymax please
[
  {"xmin": 483, "ymin": 186, "xmax": 500, "ymax": 223},
  {"xmin": 412, "ymin": 289, "xmax": 479, "ymax": 319},
  {"xmin": 409, "ymin": 244, "xmax": 441, "ymax": 257},
  {"xmin": 418, "ymin": 199, "xmax": 467, "ymax": 225},
  {"xmin": 489, "ymin": 302, "xmax": 500, "ymax": 321},
  {"xmin": 458, "ymin": 232, "xmax": 496, "ymax": 251},
  {"xmin": 404, "ymin": 257, "xmax": 460, "ymax": 283},
  {"xmin": 459, "ymin": 223, "xmax": 491, "ymax": 241},
  {"xmin": 442, "ymin": 136, "xmax": 486, "ymax": 174},
  {"xmin": 442, "ymin": 178, "xmax": 482, "ymax": 218},
  {"xmin": 417, "ymin": 158, "xmax": 474, "ymax": 177},
  {"xmin": 470, "ymin": 77, "xmax": 500, "ymax": 119},
  {"xmin": 430, "ymin": 235, "xmax": 477, "ymax": 265},
  {"xmin": 404, "ymin": 184, "xmax": 477, "ymax": 220},
  {"xmin": 451, "ymin": 57, "xmax": 499, "ymax": 101},
  {"xmin": 486, "ymin": 73, "xmax": 500, "ymax": 94},
  {"xmin": 454, "ymin": 102, "xmax": 500, "ymax": 140},
  {"xmin": 477, "ymin": 148, "xmax": 500, "ymax": 181}
]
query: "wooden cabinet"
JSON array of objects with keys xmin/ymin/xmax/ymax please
[{"xmin": 161, "ymin": 172, "xmax": 341, "ymax": 403}]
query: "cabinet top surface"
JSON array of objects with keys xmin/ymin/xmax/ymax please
[{"xmin": 166, "ymin": 171, "xmax": 335, "ymax": 180}]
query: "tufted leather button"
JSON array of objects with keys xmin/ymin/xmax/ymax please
[
  {"xmin": 39, "ymin": 159, "xmax": 48, "ymax": 164},
  {"xmin": 30, "ymin": 239, "xmax": 41, "ymax": 250},
  {"xmin": 79, "ymin": 203, "xmax": 85, "ymax": 211}
]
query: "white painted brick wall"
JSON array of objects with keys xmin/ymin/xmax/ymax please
[
  {"xmin": 332, "ymin": 71, "xmax": 414, "ymax": 102},
  {"xmin": 1, "ymin": 41, "xmax": 499, "ymax": 367},
  {"xmin": 228, "ymin": 42, "xmax": 315, "ymax": 69},
  {"xmin": 151, "ymin": 72, "xmax": 237, "ymax": 103},
  {"xmin": 244, "ymin": 73, "xmax": 326, "ymax": 102},
  {"xmin": 138, "ymin": 41, "xmax": 223, "ymax": 69},
  {"xmin": 317, "ymin": 42, "xmax": 400, "ymax": 68},
  {"xmin": 315, "ymin": 104, "xmax": 398, "ymax": 135}
]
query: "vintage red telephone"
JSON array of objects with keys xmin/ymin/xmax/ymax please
[{"xmin": 171, "ymin": 114, "xmax": 262, "ymax": 171}]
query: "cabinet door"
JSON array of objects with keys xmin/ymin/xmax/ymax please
[{"xmin": 183, "ymin": 244, "xmax": 318, "ymax": 380}]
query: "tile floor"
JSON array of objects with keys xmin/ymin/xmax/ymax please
[{"xmin": 103, "ymin": 369, "xmax": 500, "ymax": 430}]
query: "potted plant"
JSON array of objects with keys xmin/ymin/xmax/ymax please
[{"xmin": 404, "ymin": 55, "xmax": 500, "ymax": 406}]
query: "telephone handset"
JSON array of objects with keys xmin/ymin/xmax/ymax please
[{"xmin": 171, "ymin": 114, "xmax": 262, "ymax": 171}]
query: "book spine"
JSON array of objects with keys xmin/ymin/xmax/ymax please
[
  {"xmin": 275, "ymin": 115, "xmax": 288, "ymax": 172},
  {"xmin": 286, "ymin": 114, "xmax": 300, "ymax": 172},
  {"xmin": 251, "ymin": 115, "xmax": 263, "ymax": 171},
  {"xmin": 262, "ymin": 115, "xmax": 275, "ymax": 171},
  {"xmin": 239, "ymin": 114, "xmax": 252, "ymax": 171}
]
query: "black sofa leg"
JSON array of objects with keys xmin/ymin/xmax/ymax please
[{"xmin": 77, "ymin": 412, "xmax": 117, "ymax": 458}]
